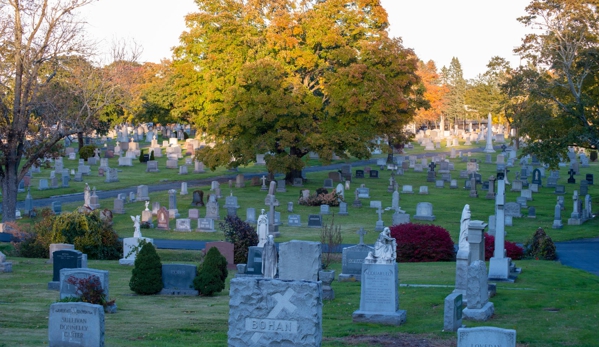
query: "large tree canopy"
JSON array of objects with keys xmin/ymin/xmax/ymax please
[
  {"xmin": 512, "ymin": 0, "xmax": 599, "ymax": 166},
  {"xmin": 0, "ymin": 0, "xmax": 113, "ymax": 221},
  {"xmin": 173, "ymin": 0, "xmax": 421, "ymax": 180}
]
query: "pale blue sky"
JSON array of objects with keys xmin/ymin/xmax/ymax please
[{"xmin": 80, "ymin": 0, "xmax": 531, "ymax": 79}]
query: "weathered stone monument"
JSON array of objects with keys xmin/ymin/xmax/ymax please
[
  {"xmin": 228, "ymin": 277, "xmax": 322, "ymax": 347},
  {"xmin": 48, "ymin": 302, "xmax": 105, "ymax": 347}
]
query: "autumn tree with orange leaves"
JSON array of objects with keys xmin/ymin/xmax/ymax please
[
  {"xmin": 173, "ymin": 0, "xmax": 422, "ymax": 181},
  {"xmin": 415, "ymin": 60, "xmax": 448, "ymax": 129}
]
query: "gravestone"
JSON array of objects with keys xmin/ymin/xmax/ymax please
[
  {"xmin": 48, "ymin": 302, "xmax": 104, "ymax": 347},
  {"xmin": 352, "ymin": 262, "xmax": 406, "ymax": 326},
  {"xmin": 113, "ymin": 199, "xmax": 125, "ymax": 214},
  {"xmin": 320, "ymin": 204, "xmax": 330, "ymax": 215},
  {"xmin": 160, "ymin": 264, "xmax": 198, "ymax": 295},
  {"xmin": 307, "ymin": 214, "xmax": 322, "ymax": 228},
  {"xmin": 338, "ymin": 201, "xmax": 348, "ymax": 216},
  {"xmin": 457, "ymin": 327, "xmax": 516, "ymax": 347},
  {"xmin": 244, "ymin": 246, "xmax": 263, "ymax": 275},
  {"xmin": 462, "ymin": 260, "xmax": 494, "ymax": 321},
  {"xmin": 205, "ymin": 241, "xmax": 236, "ymax": 270},
  {"xmin": 339, "ymin": 229, "xmax": 373, "ymax": 282},
  {"xmin": 49, "ymin": 250, "xmax": 83, "ymax": 290},
  {"xmin": 278, "ymin": 241, "xmax": 321, "ymax": 281},
  {"xmin": 49, "ymin": 243, "xmax": 75, "ymax": 263},
  {"xmin": 323, "ymin": 179, "xmax": 333, "ymax": 189},
  {"xmin": 60, "ymin": 268, "xmax": 109, "ymax": 300},
  {"xmin": 136, "ymin": 185, "xmax": 150, "ymax": 201},
  {"xmin": 228, "ymin": 277, "xmax": 322, "ymax": 347},
  {"xmin": 369, "ymin": 170, "xmax": 379, "ymax": 178},
  {"xmin": 197, "ymin": 218, "xmax": 216, "ymax": 232},
  {"xmin": 357, "ymin": 187, "xmax": 370, "ymax": 199},
  {"xmin": 504, "ymin": 202, "xmax": 522, "ymax": 218},
  {"xmin": 369, "ymin": 200, "xmax": 382, "ymax": 209},
  {"xmin": 355, "ymin": 170, "xmax": 364, "ymax": 178},
  {"xmin": 555, "ymin": 185, "xmax": 566, "ymax": 195},
  {"xmin": 175, "ymin": 218, "xmax": 192, "ymax": 232},
  {"xmin": 413, "ymin": 202, "xmax": 435, "ymax": 221},
  {"xmin": 288, "ymin": 214, "xmax": 302, "ymax": 227},
  {"xmin": 401, "ymin": 185, "xmax": 413, "ymax": 194},
  {"xmin": 443, "ymin": 293, "xmax": 463, "ymax": 332},
  {"xmin": 156, "ymin": 207, "xmax": 170, "ymax": 230},
  {"xmin": 246, "ymin": 208, "xmax": 256, "ymax": 224},
  {"xmin": 119, "ymin": 237, "xmax": 154, "ymax": 265}
]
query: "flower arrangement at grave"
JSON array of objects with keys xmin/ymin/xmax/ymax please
[
  {"xmin": 193, "ymin": 247, "xmax": 228, "ymax": 296},
  {"xmin": 523, "ymin": 228, "xmax": 557, "ymax": 260},
  {"xmin": 220, "ymin": 215, "xmax": 258, "ymax": 264},
  {"xmin": 61, "ymin": 275, "xmax": 116, "ymax": 312},
  {"xmin": 298, "ymin": 188, "xmax": 343, "ymax": 207},
  {"xmin": 129, "ymin": 242, "xmax": 163, "ymax": 295},
  {"xmin": 484, "ymin": 234, "xmax": 524, "ymax": 260},
  {"xmin": 389, "ymin": 223, "xmax": 455, "ymax": 262}
]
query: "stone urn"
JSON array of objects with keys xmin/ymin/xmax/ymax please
[{"xmin": 319, "ymin": 269, "xmax": 336, "ymax": 300}]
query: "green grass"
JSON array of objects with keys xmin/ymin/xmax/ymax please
[
  {"xmin": 1, "ymin": 258, "xmax": 598, "ymax": 346},
  {"xmin": 3, "ymin": 140, "xmax": 599, "ymax": 346}
]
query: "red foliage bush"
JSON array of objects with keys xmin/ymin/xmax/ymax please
[
  {"xmin": 389, "ymin": 223, "xmax": 455, "ymax": 262},
  {"xmin": 484, "ymin": 234, "xmax": 523, "ymax": 260}
]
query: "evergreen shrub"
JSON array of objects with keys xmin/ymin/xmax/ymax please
[
  {"xmin": 193, "ymin": 247, "xmax": 227, "ymax": 296},
  {"xmin": 129, "ymin": 242, "xmax": 163, "ymax": 295},
  {"xmin": 524, "ymin": 228, "xmax": 557, "ymax": 260},
  {"xmin": 79, "ymin": 145, "xmax": 97, "ymax": 161},
  {"xmin": 150, "ymin": 149, "xmax": 155, "ymax": 161},
  {"xmin": 220, "ymin": 215, "xmax": 258, "ymax": 264},
  {"xmin": 389, "ymin": 223, "xmax": 455, "ymax": 262},
  {"xmin": 484, "ymin": 234, "xmax": 524, "ymax": 260},
  {"xmin": 591, "ymin": 151, "xmax": 597, "ymax": 162}
]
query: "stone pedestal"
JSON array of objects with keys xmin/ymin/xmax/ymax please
[
  {"xmin": 0, "ymin": 261, "xmax": 12, "ymax": 272},
  {"xmin": 463, "ymin": 260, "xmax": 494, "ymax": 321},
  {"xmin": 119, "ymin": 237, "xmax": 154, "ymax": 265}
]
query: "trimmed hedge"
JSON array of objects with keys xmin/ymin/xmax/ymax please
[{"xmin": 389, "ymin": 223, "xmax": 455, "ymax": 262}]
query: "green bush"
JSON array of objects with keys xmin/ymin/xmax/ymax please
[
  {"xmin": 150, "ymin": 149, "xmax": 155, "ymax": 161},
  {"xmin": 220, "ymin": 216, "xmax": 258, "ymax": 264},
  {"xmin": 193, "ymin": 247, "xmax": 227, "ymax": 296},
  {"xmin": 129, "ymin": 242, "xmax": 163, "ymax": 295},
  {"xmin": 524, "ymin": 228, "xmax": 557, "ymax": 260},
  {"xmin": 591, "ymin": 150, "xmax": 597, "ymax": 162},
  {"xmin": 139, "ymin": 148, "xmax": 145, "ymax": 163},
  {"xmin": 79, "ymin": 145, "xmax": 97, "ymax": 161},
  {"xmin": 50, "ymin": 211, "xmax": 122, "ymax": 260}
]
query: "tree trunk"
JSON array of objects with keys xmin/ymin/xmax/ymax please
[
  {"xmin": 285, "ymin": 169, "xmax": 303, "ymax": 184},
  {"xmin": 386, "ymin": 138, "xmax": 394, "ymax": 164},
  {"xmin": 1, "ymin": 159, "xmax": 20, "ymax": 222},
  {"xmin": 77, "ymin": 132, "xmax": 84, "ymax": 150}
]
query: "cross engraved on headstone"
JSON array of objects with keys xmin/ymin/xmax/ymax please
[
  {"xmin": 357, "ymin": 228, "xmax": 367, "ymax": 245},
  {"xmin": 250, "ymin": 288, "xmax": 297, "ymax": 343},
  {"xmin": 500, "ymin": 144, "xmax": 507, "ymax": 153}
]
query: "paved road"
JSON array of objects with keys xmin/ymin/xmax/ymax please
[{"xmin": 555, "ymin": 238, "xmax": 599, "ymax": 276}]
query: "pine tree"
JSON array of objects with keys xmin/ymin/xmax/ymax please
[
  {"xmin": 443, "ymin": 57, "xmax": 466, "ymax": 129},
  {"xmin": 193, "ymin": 247, "xmax": 228, "ymax": 296},
  {"xmin": 129, "ymin": 242, "xmax": 163, "ymax": 295}
]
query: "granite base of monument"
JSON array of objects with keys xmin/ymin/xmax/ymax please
[
  {"xmin": 488, "ymin": 257, "xmax": 519, "ymax": 283},
  {"xmin": 352, "ymin": 263, "xmax": 406, "ymax": 326},
  {"xmin": 462, "ymin": 302, "xmax": 495, "ymax": 322}
]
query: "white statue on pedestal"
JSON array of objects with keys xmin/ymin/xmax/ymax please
[
  {"xmin": 373, "ymin": 227, "xmax": 397, "ymax": 264},
  {"xmin": 459, "ymin": 204, "xmax": 471, "ymax": 253},
  {"xmin": 145, "ymin": 201, "xmax": 150, "ymax": 211},
  {"xmin": 131, "ymin": 215, "xmax": 142, "ymax": 238},
  {"xmin": 257, "ymin": 209, "xmax": 268, "ymax": 247}
]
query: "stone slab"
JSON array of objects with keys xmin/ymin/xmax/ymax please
[
  {"xmin": 48, "ymin": 302, "xmax": 105, "ymax": 347},
  {"xmin": 457, "ymin": 326, "xmax": 516, "ymax": 347},
  {"xmin": 228, "ymin": 277, "xmax": 322, "ymax": 347}
]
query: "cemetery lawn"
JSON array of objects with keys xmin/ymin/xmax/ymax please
[
  {"xmin": 1, "ymin": 255, "xmax": 599, "ymax": 346},
  {"xmin": 22, "ymin": 149, "xmax": 599, "ymax": 245}
]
